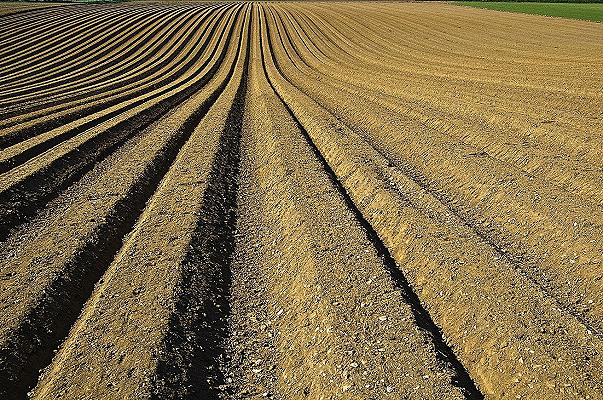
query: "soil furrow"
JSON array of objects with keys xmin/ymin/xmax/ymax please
[
  {"xmin": 152, "ymin": 17, "xmax": 249, "ymax": 396},
  {"xmin": 0, "ymin": 6, "xmax": 107, "ymax": 56},
  {"xmin": 262, "ymin": 5, "xmax": 603, "ymax": 398},
  {"xmin": 0, "ymin": 6, "xmax": 134, "ymax": 73},
  {"xmin": 27, "ymin": 8, "xmax": 250, "ymax": 399},
  {"xmin": 0, "ymin": 3, "xmax": 66, "ymax": 20},
  {"xmin": 286, "ymin": 4, "xmax": 603, "ymax": 201},
  {"xmin": 0, "ymin": 6, "xmax": 238, "ymax": 242},
  {"xmin": 0, "ymin": 7, "xmax": 200, "ymax": 125},
  {"xmin": 218, "ymin": 9, "xmax": 467, "ymax": 399},
  {"xmin": 279, "ymin": 6, "xmax": 603, "ymax": 208},
  {"xmin": 285, "ymin": 96, "xmax": 483, "ymax": 400},
  {"xmin": 0, "ymin": 7, "xmax": 224, "ymax": 150},
  {"xmin": 268, "ymin": 4, "xmax": 603, "ymax": 335},
  {"xmin": 0, "ymin": 5, "xmax": 205, "ymax": 100},
  {"xmin": 0, "ymin": 4, "xmax": 119, "ymax": 49},
  {"xmin": 1, "ymin": 3, "xmax": 601, "ymax": 399},
  {"xmin": 0, "ymin": 8, "xmax": 244, "ymax": 397},
  {"xmin": 0, "ymin": 5, "xmax": 186, "ymax": 95},
  {"xmin": 0, "ymin": 4, "xmax": 89, "ymax": 36},
  {"xmin": 0, "ymin": 5, "xmax": 202, "ymax": 96},
  {"xmin": 0, "ymin": 5, "xmax": 169, "ymax": 67},
  {"xmin": 0, "ymin": 5, "xmax": 222, "ymax": 148},
  {"xmin": 260, "ymin": 9, "xmax": 481, "ymax": 399}
]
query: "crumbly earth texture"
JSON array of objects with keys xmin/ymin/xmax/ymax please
[{"xmin": 0, "ymin": 2, "xmax": 601, "ymax": 400}]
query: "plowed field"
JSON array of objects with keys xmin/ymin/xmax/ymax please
[{"xmin": 0, "ymin": 2, "xmax": 602, "ymax": 399}]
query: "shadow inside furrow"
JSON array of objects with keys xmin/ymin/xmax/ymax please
[
  {"xmin": 0, "ymin": 4, "xmax": 72, "ymax": 21},
  {"xmin": 0, "ymin": 6, "xmax": 223, "ymax": 156},
  {"xmin": 0, "ymin": 6, "xmax": 220, "ymax": 141},
  {"xmin": 0, "ymin": 7, "xmax": 123, "ymax": 73},
  {"xmin": 284, "ymin": 104, "xmax": 485, "ymax": 400},
  {"xmin": 0, "ymin": 8, "xmax": 238, "ymax": 244},
  {"xmin": 367, "ymin": 140, "xmax": 603, "ymax": 338},
  {"xmin": 0, "ymin": 4, "xmax": 190, "ymax": 92},
  {"xmin": 258, "ymin": 11, "xmax": 483, "ymax": 399},
  {"xmin": 282, "ymin": 101, "xmax": 484, "ymax": 400},
  {"xmin": 0, "ymin": 7, "xmax": 161, "ymax": 92},
  {"xmin": 267, "ymin": 1, "xmax": 603, "ymax": 341},
  {"xmin": 0, "ymin": 9, "xmax": 243, "ymax": 399},
  {"xmin": 151, "ymin": 17, "xmax": 249, "ymax": 400}
]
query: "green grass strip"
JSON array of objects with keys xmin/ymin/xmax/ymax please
[{"xmin": 453, "ymin": 2, "xmax": 603, "ymax": 22}]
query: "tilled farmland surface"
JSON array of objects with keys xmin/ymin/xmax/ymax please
[{"xmin": 0, "ymin": 2, "xmax": 602, "ymax": 399}]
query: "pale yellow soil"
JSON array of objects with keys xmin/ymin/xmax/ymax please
[
  {"xmin": 221, "ymin": 11, "xmax": 464, "ymax": 398},
  {"xmin": 33, "ymin": 8, "xmax": 250, "ymax": 398},
  {"xmin": 0, "ymin": 2, "xmax": 63, "ymax": 17},
  {"xmin": 0, "ymin": 2, "xmax": 601, "ymax": 399}
]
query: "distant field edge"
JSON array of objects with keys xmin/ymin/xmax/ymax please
[{"xmin": 452, "ymin": 1, "xmax": 603, "ymax": 22}]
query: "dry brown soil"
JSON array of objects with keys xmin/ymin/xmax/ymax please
[{"xmin": 0, "ymin": 2, "xmax": 601, "ymax": 399}]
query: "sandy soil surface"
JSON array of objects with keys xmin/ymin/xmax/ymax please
[{"xmin": 0, "ymin": 2, "xmax": 601, "ymax": 399}]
